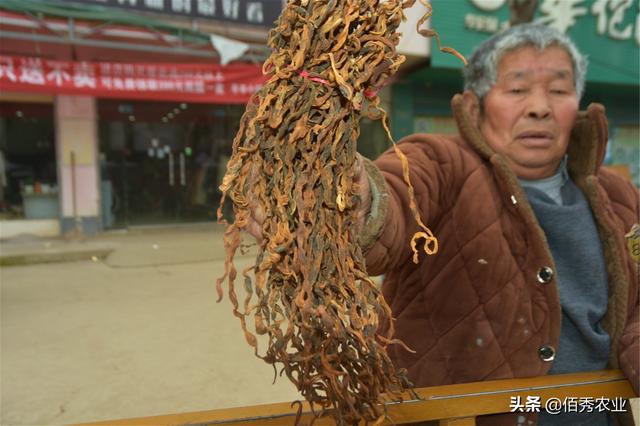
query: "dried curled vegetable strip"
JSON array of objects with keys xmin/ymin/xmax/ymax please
[{"xmin": 217, "ymin": 0, "xmax": 464, "ymax": 424}]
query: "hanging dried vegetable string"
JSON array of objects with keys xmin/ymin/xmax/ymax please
[{"xmin": 216, "ymin": 1, "xmax": 465, "ymax": 424}]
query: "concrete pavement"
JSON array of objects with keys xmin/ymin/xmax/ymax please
[
  {"xmin": 2, "ymin": 224, "xmax": 638, "ymax": 425},
  {"xmin": 1, "ymin": 223, "xmax": 301, "ymax": 426}
]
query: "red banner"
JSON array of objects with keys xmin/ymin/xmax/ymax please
[{"xmin": 0, "ymin": 55, "xmax": 267, "ymax": 104}]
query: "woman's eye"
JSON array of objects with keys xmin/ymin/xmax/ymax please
[
  {"xmin": 509, "ymin": 88, "xmax": 525, "ymax": 94},
  {"xmin": 550, "ymin": 89, "xmax": 568, "ymax": 94}
]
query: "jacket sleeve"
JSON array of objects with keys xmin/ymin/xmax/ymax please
[
  {"xmin": 608, "ymin": 173, "xmax": 640, "ymax": 395},
  {"xmin": 359, "ymin": 134, "xmax": 461, "ymax": 276},
  {"xmin": 619, "ymin": 301, "xmax": 639, "ymax": 395},
  {"xmin": 618, "ymin": 177, "xmax": 640, "ymax": 395}
]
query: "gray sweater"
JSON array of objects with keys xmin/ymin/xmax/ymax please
[{"xmin": 520, "ymin": 162, "xmax": 610, "ymax": 426}]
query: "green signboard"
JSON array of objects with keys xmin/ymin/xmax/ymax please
[{"xmin": 430, "ymin": 0, "xmax": 639, "ymax": 86}]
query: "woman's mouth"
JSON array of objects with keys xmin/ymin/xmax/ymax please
[{"xmin": 516, "ymin": 130, "xmax": 555, "ymax": 147}]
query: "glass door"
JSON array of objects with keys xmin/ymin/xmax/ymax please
[
  {"xmin": 98, "ymin": 100, "xmax": 242, "ymax": 228},
  {"xmin": 0, "ymin": 101, "xmax": 57, "ymax": 222}
]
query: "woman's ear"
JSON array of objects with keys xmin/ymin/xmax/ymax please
[{"xmin": 461, "ymin": 90, "xmax": 481, "ymax": 128}]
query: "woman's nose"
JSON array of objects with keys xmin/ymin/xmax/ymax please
[{"xmin": 525, "ymin": 90, "xmax": 551, "ymax": 119}]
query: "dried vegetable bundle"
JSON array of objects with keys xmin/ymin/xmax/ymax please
[{"xmin": 216, "ymin": 1, "xmax": 463, "ymax": 424}]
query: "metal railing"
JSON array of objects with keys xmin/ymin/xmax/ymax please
[{"xmin": 75, "ymin": 370, "xmax": 636, "ymax": 426}]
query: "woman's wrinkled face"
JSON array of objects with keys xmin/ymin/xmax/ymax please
[{"xmin": 478, "ymin": 45, "xmax": 579, "ymax": 180}]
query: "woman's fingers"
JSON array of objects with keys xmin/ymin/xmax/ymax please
[
  {"xmin": 240, "ymin": 164, "xmax": 266, "ymax": 243},
  {"xmin": 244, "ymin": 215, "xmax": 263, "ymax": 243},
  {"xmin": 241, "ymin": 155, "xmax": 372, "ymax": 242},
  {"xmin": 354, "ymin": 153, "xmax": 372, "ymax": 233}
]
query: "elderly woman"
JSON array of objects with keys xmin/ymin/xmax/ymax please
[{"xmin": 355, "ymin": 23, "xmax": 638, "ymax": 425}]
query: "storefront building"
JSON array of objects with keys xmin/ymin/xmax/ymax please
[
  {"xmin": 391, "ymin": 0, "xmax": 639, "ymax": 186},
  {"xmin": 8, "ymin": 1, "xmax": 631, "ymax": 238},
  {"xmin": 0, "ymin": 0, "xmax": 439, "ymax": 238},
  {"xmin": 0, "ymin": 0, "xmax": 280, "ymax": 237}
]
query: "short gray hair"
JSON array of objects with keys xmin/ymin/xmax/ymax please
[{"xmin": 463, "ymin": 23, "xmax": 588, "ymax": 99}]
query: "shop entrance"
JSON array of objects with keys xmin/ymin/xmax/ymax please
[{"xmin": 98, "ymin": 100, "xmax": 242, "ymax": 228}]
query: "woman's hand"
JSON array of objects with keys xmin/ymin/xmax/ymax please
[
  {"xmin": 242, "ymin": 153, "xmax": 372, "ymax": 243},
  {"xmin": 354, "ymin": 152, "xmax": 372, "ymax": 234}
]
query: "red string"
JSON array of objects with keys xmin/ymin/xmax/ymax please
[
  {"xmin": 363, "ymin": 88, "xmax": 378, "ymax": 99},
  {"xmin": 299, "ymin": 70, "xmax": 331, "ymax": 85},
  {"xmin": 299, "ymin": 70, "xmax": 379, "ymax": 99}
]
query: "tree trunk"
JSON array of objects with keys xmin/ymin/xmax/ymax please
[{"xmin": 507, "ymin": 0, "xmax": 537, "ymax": 26}]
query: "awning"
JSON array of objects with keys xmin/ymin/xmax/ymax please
[
  {"xmin": 0, "ymin": 9, "xmax": 270, "ymax": 64},
  {"xmin": 0, "ymin": 55, "xmax": 267, "ymax": 104}
]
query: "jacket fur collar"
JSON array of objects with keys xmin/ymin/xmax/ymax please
[{"xmin": 450, "ymin": 93, "xmax": 609, "ymax": 181}]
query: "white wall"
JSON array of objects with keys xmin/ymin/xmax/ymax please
[
  {"xmin": 0, "ymin": 219, "xmax": 60, "ymax": 239},
  {"xmin": 397, "ymin": 1, "xmax": 432, "ymax": 59}
]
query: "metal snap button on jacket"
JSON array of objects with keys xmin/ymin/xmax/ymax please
[
  {"xmin": 537, "ymin": 266, "xmax": 554, "ymax": 283},
  {"xmin": 538, "ymin": 345, "xmax": 555, "ymax": 362}
]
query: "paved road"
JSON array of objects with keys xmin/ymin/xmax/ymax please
[{"xmin": 1, "ymin": 226, "xmax": 301, "ymax": 426}]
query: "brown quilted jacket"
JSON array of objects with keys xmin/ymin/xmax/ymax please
[{"xmin": 360, "ymin": 95, "xmax": 639, "ymax": 420}]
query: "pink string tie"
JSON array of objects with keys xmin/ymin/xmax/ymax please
[
  {"xmin": 299, "ymin": 70, "xmax": 380, "ymax": 100},
  {"xmin": 299, "ymin": 70, "xmax": 331, "ymax": 85}
]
